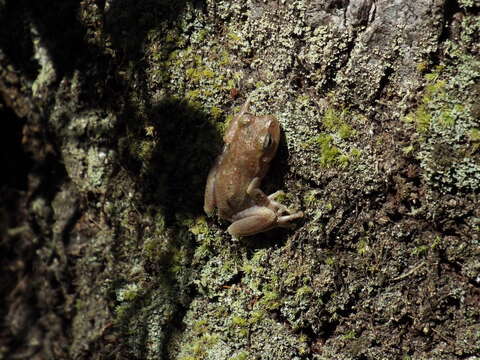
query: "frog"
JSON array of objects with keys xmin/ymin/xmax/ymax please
[{"xmin": 204, "ymin": 99, "xmax": 303, "ymax": 237}]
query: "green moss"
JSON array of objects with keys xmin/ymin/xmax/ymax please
[
  {"xmin": 412, "ymin": 244, "xmax": 429, "ymax": 257},
  {"xmin": 229, "ymin": 352, "xmax": 249, "ymax": 360},
  {"xmin": 227, "ymin": 31, "xmax": 241, "ymax": 42},
  {"xmin": 416, "ymin": 62, "xmax": 428, "ymax": 73},
  {"xmin": 423, "ymin": 65, "xmax": 445, "ymax": 82},
  {"xmin": 469, "ymin": 128, "xmax": 480, "ymax": 143},
  {"xmin": 114, "ymin": 303, "xmax": 128, "ymax": 320},
  {"xmin": 431, "ymin": 236, "xmax": 442, "ymax": 250},
  {"xmin": 210, "ymin": 106, "xmax": 223, "ymax": 120},
  {"xmin": 438, "ymin": 108, "xmax": 456, "ymax": 128},
  {"xmin": 458, "ymin": 0, "xmax": 475, "ymax": 8},
  {"xmin": 342, "ymin": 330, "xmax": 357, "ymax": 340},
  {"xmin": 338, "ymin": 123, "xmax": 355, "ymax": 139},
  {"xmin": 193, "ymin": 319, "xmax": 209, "ymax": 334},
  {"xmin": 403, "ymin": 68, "xmax": 449, "ymax": 133},
  {"xmin": 241, "ymin": 263, "xmax": 254, "ymax": 275},
  {"xmin": 295, "ymin": 285, "xmax": 313, "ymax": 300},
  {"xmin": 186, "ymin": 89, "xmax": 201, "ymax": 100},
  {"xmin": 357, "ymin": 238, "xmax": 369, "ymax": 255},
  {"xmin": 249, "ymin": 310, "xmax": 265, "ymax": 324},
  {"xmin": 165, "ymin": 30, "xmax": 179, "ymax": 44},
  {"xmin": 325, "ymin": 257, "xmax": 335, "ymax": 266},
  {"xmin": 186, "ymin": 67, "xmax": 211, "ymax": 83},
  {"xmin": 314, "ymin": 134, "xmax": 342, "ymax": 167},
  {"xmin": 349, "ymin": 148, "xmax": 362, "ymax": 159},
  {"xmin": 302, "ymin": 106, "xmax": 361, "ymax": 168},
  {"xmin": 403, "ymin": 104, "xmax": 432, "ymax": 133},
  {"xmin": 322, "ymin": 108, "xmax": 344, "ymax": 132},
  {"xmin": 170, "ymin": 248, "xmax": 189, "ymax": 275},
  {"xmin": 337, "ymin": 154, "xmax": 350, "ymax": 168},
  {"xmin": 296, "ymin": 333, "xmax": 310, "ymax": 355},
  {"xmin": 231, "ymin": 316, "xmax": 248, "ymax": 327},
  {"xmin": 259, "ymin": 290, "xmax": 281, "ymax": 310},
  {"xmin": 296, "ymin": 94, "xmax": 311, "ymax": 105},
  {"xmin": 143, "ymin": 238, "xmax": 161, "ymax": 262},
  {"xmin": 322, "ymin": 108, "xmax": 356, "ymax": 139},
  {"xmin": 196, "ymin": 29, "xmax": 209, "ymax": 42},
  {"xmin": 303, "ymin": 190, "xmax": 320, "ymax": 207},
  {"xmin": 113, "ymin": 282, "xmax": 148, "ymax": 325},
  {"xmin": 219, "ymin": 51, "xmax": 231, "ymax": 66},
  {"xmin": 186, "ymin": 216, "xmax": 210, "ymax": 236},
  {"xmin": 180, "ymin": 333, "xmax": 220, "ymax": 360},
  {"xmin": 230, "ymin": 316, "xmax": 249, "ymax": 337}
]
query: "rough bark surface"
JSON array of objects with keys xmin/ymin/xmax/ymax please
[{"xmin": 1, "ymin": 0, "xmax": 479, "ymax": 359}]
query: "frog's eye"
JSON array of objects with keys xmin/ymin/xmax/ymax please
[{"xmin": 262, "ymin": 133, "xmax": 273, "ymax": 150}]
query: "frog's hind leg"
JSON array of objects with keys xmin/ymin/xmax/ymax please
[{"xmin": 227, "ymin": 206, "xmax": 276, "ymax": 237}]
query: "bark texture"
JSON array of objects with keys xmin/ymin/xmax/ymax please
[{"xmin": 1, "ymin": 0, "xmax": 479, "ymax": 359}]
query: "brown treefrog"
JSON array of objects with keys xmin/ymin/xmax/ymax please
[{"xmin": 204, "ymin": 99, "xmax": 303, "ymax": 237}]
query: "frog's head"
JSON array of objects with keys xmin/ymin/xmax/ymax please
[
  {"xmin": 227, "ymin": 98, "xmax": 281, "ymax": 169},
  {"xmin": 256, "ymin": 115, "xmax": 280, "ymax": 164},
  {"xmin": 238, "ymin": 99, "xmax": 280, "ymax": 164}
]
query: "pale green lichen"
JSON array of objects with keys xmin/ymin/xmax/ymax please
[
  {"xmin": 76, "ymin": 1, "xmax": 480, "ymax": 359},
  {"xmin": 405, "ymin": 46, "xmax": 480, "ymax": 192}
]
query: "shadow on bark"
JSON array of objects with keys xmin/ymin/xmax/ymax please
[{"xmin": 1, "ymin": 0, "xmax": 213, "ymax": 358}]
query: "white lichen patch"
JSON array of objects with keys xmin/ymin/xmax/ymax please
[
  {"xmin": 60, "ymin": 111, "xmax": 118, "ymax": 193},
  {"xmin": 31, "ymin": 24, "xmax": 56, "ymax": 97}
]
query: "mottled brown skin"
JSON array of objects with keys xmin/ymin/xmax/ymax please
[{"xmin": 204, "ymin": 100, "xmax": 303, "ymax": 237}]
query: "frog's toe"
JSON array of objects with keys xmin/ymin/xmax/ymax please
[{"xmin": 277, "ymin": 211, "xmax": 303, "ymax": 226}]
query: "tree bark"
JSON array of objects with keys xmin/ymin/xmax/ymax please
[{"xmin": 1, "ymin": 0, "xmax": 479, "ymax": 359}]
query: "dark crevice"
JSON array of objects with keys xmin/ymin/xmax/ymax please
[
  {"xmin": 0, "ymin": 1, "xmax": 39, "ymax": 80},
  {"xmin": 0, "ymin": 103, "xmax": 31, "ymax": 191},
  {"xmin": 438, "ymin": 0, "xmax": 462, "ymax": 44},
  {"xmin": 315, "ymin": 317, "xmax": 339, "ymax": 343},
  {"xmin": 371, "ymin": 64, "xmax": 394, "ymax": 104}
]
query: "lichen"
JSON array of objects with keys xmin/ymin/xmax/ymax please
[
  {"xmin": 404, "ymin": 40, "xmax": 480, "ymax": 192},
  {"xmin": 26, "ymin": 0, "xmax": 478, "ymax": 359}
]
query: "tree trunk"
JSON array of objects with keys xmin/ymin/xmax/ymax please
[{"xmin": 1, "ymin": 0, "xmax": 479, "ymax": 359}]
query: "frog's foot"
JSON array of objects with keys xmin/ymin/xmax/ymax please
[
  {"xmin": 271, "ymin": 201, "xmax": 289, "ymax": 215},
  {"xmin": 267, "ymin": 192, "xmax": 301, "ymax": 217},
  {"xmin": 277, "ymin": 211, "xmax": 304, "ymax": 228}
]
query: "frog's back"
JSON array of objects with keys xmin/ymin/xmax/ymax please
[{"xmin": 215, "ymin": 152, "xmax": 257, "ymax": 219}]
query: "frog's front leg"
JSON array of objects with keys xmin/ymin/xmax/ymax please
[
  {"xmin": 245, "ymin": 177, "xmax": 269, "ymax": 205},
  {"xmin": 247, "ymin": 178, "xmax": 302, "ymax": 217}
]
